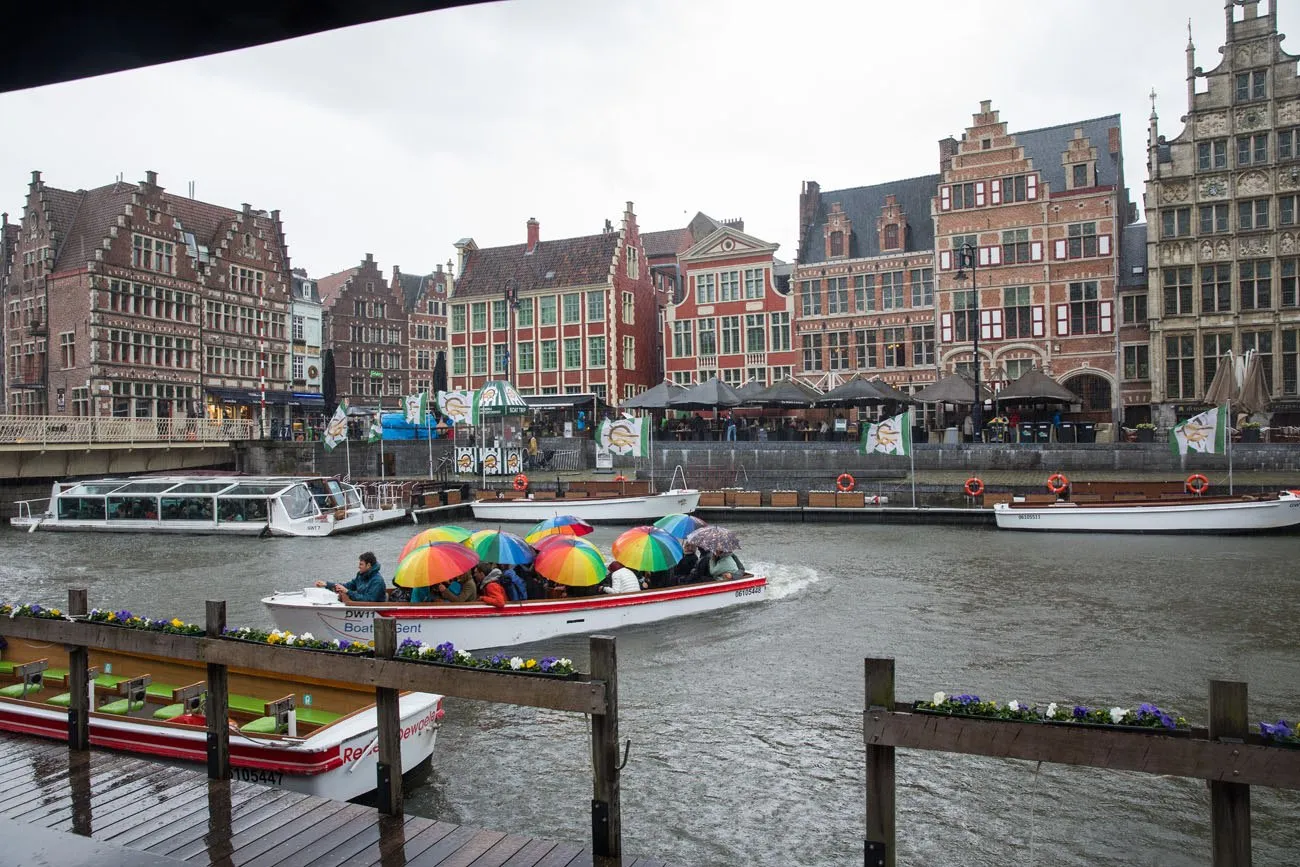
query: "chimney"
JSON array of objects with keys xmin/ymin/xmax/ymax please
[
  {"xmin": 365, "ymin": 252, "xmax": 374, "ymax": 263},
  {"xmin": 604, "ymin": 219, "xmax": 613, "ymax": 234},
  {"xmin": 526, "ymin": 218, "xmax": 540, "ymax": 253},
  {"xmin": 797, "ymin": 180, "xmax": 821, "ymax": 263},
  {"xmin": 436, "ymin": 263, "xmax": 443, "ymax": 274},
  {"xmin": 1108, "ymin": 126, "xmax": 1121, "ymax": 155},
  {"xmin": 145, "ymin": 170, "xmax": 157, "ymax": 186},
  {"xmin": 30, "ymin": 170, "xmax": 42, "ymax": 186},
  {"xmin": 938, "ymin": 137, "xmax": 959, "ymax": 173}
]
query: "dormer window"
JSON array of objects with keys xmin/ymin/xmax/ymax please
[
  {"xmin": 1072, "ymin": 164, "xmax": 1089, "ymax": 188},
  {"xmin": 829, "ymin": 231, "xmax": 844, "ymax": 257},
  {"xmin": 883, "ymin": 224, "xmax": 900, "ymax": 251}
]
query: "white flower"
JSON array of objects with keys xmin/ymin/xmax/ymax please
[
  {"xmin": 1110, "ymin": 707, "xmax": 1126, "ymax": 725},
  {"xmin": 333, "ymin": 638, "xmax": 342, "ymax": 647},
  {"xmin": 510, "ymin": 656, "xmax": 524, "ymax": 670},
  {"xmin": 1008, "ymin": 700, "xmax": 1020, "ymax": 712},
  {"xmin": 455, "ymin": 650, "xmax": 473, "ymax": 662},
  {"xmin": 285, "ymin": 635, "xmax": 296, "ymax": 645},
  {"xmin": 558, "ymin": 658, "xmax": 572, "ymax": 668},
  {"xmin": 1046, "ymin": 702, "xmax": 1058, "ymax": 719},
  {"xmin": 419, "ymin": 645, "xmax": 437, "ymax": 657},
  {"xmin": 933, "ymin": 691, "xmax": 947, "ymax": 706},
  {"xmin": 299, "ymin": 632, "xmax": 314, "ymax": 642}
]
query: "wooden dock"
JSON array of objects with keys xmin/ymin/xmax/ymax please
[{"xmin": 0, "ymin": 732, "xmax": 680, "ymax": 867}]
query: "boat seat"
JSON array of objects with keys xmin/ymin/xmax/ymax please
[
  {"xmin": 98, "ymin": 675, "xmax": 150, "ymax": 715},
  {"xmin": 153, "ymin": 703, "xmax": 185, "ymax": 720},
  {"xmin": 0, "ymin": 659, "xmax": 48, "ymax": 699},
  {"xmin": 229, "ymin": 694, "xmax": 270, "ymax": 715},
  {"xmin": 145, "ymin": 681, "xmax": 181, "ymax": 700},
  {"xmin": 295, "ymin": 707, "xmax": 342, "ymax": 726},
  {"xmin": 0, "ymin": 662, "xmax": 13, "ymax": 676},
  {"xmin": 240, "ymin": 695, "xmax": 298, "ymax": 735},
  {"xmin": 240, "ymin": 716, "xmax": 281, "ymax": 734}
]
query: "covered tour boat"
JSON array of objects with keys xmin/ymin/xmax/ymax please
[
  {"xmin": 470, "ymin": 478, "xmax": 700, "ymax": 524},
  {"xmin": 994, "ymin": 488, "xmax": 1300, "ymax": 534},
  {"xmin": 10, "ymin": 475, "xmax": 409, "ymax": 536},
  {"xmin": 0, "ymin": 637, "xmax": 442, "ymax": 801}
]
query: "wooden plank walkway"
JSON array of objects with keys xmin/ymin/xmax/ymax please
[{"xmin": 0, "ymin": 734, "xmax": 679, "ymax": 867}]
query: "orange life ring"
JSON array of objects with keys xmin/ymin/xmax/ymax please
[
  {"xmin": 836, "ymin": 473, "xmax": 855, "ymax": 492},
  {"xmin": 1185, "ymin": 473, "xmax": 1210, "ymax": 496},
  {"xmin": 1046, "ymin": 473, "xmax": 1070, "ymax": 494},
  {"xmin": 512, "ymin": 474, "xmax": 528, "ymax": 491},
  {"xmin": 613, "ymin": 475, "xmax": 628, "ymax": 482},
  {"xmin": 964, "ymin": 477, "xmax": 985, "ymax": 497}
]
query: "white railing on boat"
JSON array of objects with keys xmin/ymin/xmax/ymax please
[{"xmin": 0, "ymin": 415, "xmax": 255, "ymax": 446}]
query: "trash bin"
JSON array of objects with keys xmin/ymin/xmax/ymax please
[
  {"xmin": 986, "ymin": 423, "xmax": 1008, "ymax": 443},
  {"xmin": 1077, "ymin": 422, "xmax": 1097, "ymax": 443},
  {"xmin": 1018, "ymin": 422, "xmax": 1035, "ymax": 443},
  {"xmin": 1057, "ymin": 422, "xmax": 1076, "ymax": 443},
  {"xmin": 943, "ymin": 426, "xmax": 960, "ymax": 444},
  {"xmin": 1034, "ymin": 422, "xmax": 1053, "ymax": 443},
  {"xmin": 913, "ymin": 425, "xmax": 928, "ymax": 447}
]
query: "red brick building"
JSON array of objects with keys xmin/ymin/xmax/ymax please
[
  {"xmin": 0, "ymin": 213, "xmax": 18, "ymax": 414},
  {"xmin": 4, "ymin": 170, "xmax": 293, "ymax": 424},
  {"xmin": 318, "ymin": 253, "xmax": 408, "ymax": 407},
  {"xmin": 395, "ymin": 263, "xmax": 451, "ymax": 395},
  {"xmin": 449, "ymin": 202, "xmax": 658, "ymax": 402}
]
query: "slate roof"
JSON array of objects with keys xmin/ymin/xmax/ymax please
[
  {"xmin": 454, "ymin": 232, "xmax": 619, "ymax": 298},
  {"xmin": 642, "ymin": 227, "xmax": 692, "ymax": 259},
  {"xmin": 50, "ymin": 183, "xmax": 134, "ymax": 271},
  {"xmin": 396, "ymin": 271, "xmax": 433, "ymax": 310},
  {"xmin": 1015, "ymin": 114, "xmax": 1123, "ymax": 193},
  {"xmin": 315, "ymin": 268, "xmax": 357, "ymax": 308},
  {"xmin": 800, "ymin": 174, "xmax": 941, "ymax": 265},
  {"xmin": 1118, "ymin": 223, "xmax": 1148, "ymax": 289}
]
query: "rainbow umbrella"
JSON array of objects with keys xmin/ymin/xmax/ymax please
[
  {"xmin": 466, "ymin": 529, "xmax": 535, "ymax": 565},
  {"xmin": 525, "ymin": 515, "xmax": 595, "ymax": 546},
  {"xmin": 398, "ymin": 525, "xmax": 474, "ymax": 562},
  {"xmin": 611, "ymin": 526, "xmax": 683, "ymax": 572},
  {"xmin": 533, "ymin": 537, "xmax": 607, "ymax": 587},
  {"xmin": 652, "ymin": 513, "xmax": 708, "ymax": 542},
  {"xmin": 394, "ymin": 541, "xmax": 480, "ymax": 588}
]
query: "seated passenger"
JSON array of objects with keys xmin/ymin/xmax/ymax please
[
  {"xmin": 315, "ymin": 551, "xmax": 387, "ymax": 603},
  {"xmin": 477, "ymin": 566, "xmax": 508, "ymax": 608},
  {"xmin": 706, "ymin": 550, "xmax": 742, "ymax": 582},
  {"xmin": 672, "ymin": 542, "xmax": 701, "ymax": 585},
  {"xmin": 498, "ymin": 564, "xmax": 528, "ymax": 602},
  {"xmin": 432, "ymin": 573, "xmax": 477, "ymax": 603},
  {"xmin": 603, "ymin": 566, "xmax": 642, "ymax": 595}
]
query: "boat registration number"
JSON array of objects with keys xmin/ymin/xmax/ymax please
[
  {"xmin": 232, "ymin": 768, "xmax": 283, "ymax": 786},
  {"xmin": 734, "ymin": 586, "xmax": 763, "ymax": 598}
]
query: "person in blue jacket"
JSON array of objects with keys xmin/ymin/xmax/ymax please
[
  {"xmin": 498, "ymin": 563, "xmax": 528, "ymax": 602},
  {"xmin": 316, "ymin": 552, "xmax": 387, "ymax": 602}
]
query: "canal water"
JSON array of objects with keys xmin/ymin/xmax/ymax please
[{"xmin": 1, "ymin": 521, "xmax": 1297, "ymax": 866}]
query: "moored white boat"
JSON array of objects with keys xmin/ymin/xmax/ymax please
[
  {"xmin": 993, "ymin": 489, "xmax": 1300, "ymax": 534},
  {"xmin": 263, "ymin": 573, "xmax": 766, "ymax": 651},
  {"xmin": 471, "ymin": 488, "xmax": 701, "ymax": 523}
]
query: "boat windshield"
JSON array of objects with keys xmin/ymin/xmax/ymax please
[{"xmin": 280, "ymin": 484, "xmax": 316, "ymax": 519}]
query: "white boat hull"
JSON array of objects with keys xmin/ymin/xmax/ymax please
[
  {"xmin": 263, "ymin": 575, "xmax": 766, "ymax": 651},
  {"xmin": 993, "ymin": 490, "xmax": 1300, "ymax": 534},
  {"xmin": 471, "ymin": 489, "xmax": 701, "ymax": 523}
]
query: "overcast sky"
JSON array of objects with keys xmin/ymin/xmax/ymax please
[{"xmin": 0, "ymin": 0, "xmax": 1292, "ymax": 278}]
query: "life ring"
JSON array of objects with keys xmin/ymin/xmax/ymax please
[
  {"xmin": 836, "ymin": 473, "xmax": 855, "ymax": 492},
  {"xmin": 1185, "ymin": 473, "xmax": 1210, "ymax": 496},
  {"xmin": 512, "ymin": 474, "xmax": 528, "ymax": 492},
  {"xmin": 964, "ymin": 477, "xmax": 985, "ymax": 497},
  {"xmin": 1046, "ymin": 473, "xmax": 1070, "ymax": 494},
  {"xmin": 613, "ymin": 475, "xmax": 628, "ymax": 482}
]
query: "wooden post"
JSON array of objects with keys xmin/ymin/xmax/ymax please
[
  {"xmin": 374, "ymin": 616, "xmax": 403, "ymax": 816},
  {"xmin": 66, "ymin": 588, "xmax": 90, "ymax": 751},
  {"xmin": 205, "ymin": 601, "xmax": 230, "ymax": 780},
  {"xmin": 1209, "ymin": 680, "xmax": 1252, "ymax": 867},
  {"xmin": 589, "ymin": 635, "xmax": 621, "ymax": 859},
  {"xmin": 864, "ymin": 658, "xmax": 895, "ymax": 867}
]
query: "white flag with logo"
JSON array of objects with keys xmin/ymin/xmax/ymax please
[
  {"xmin": 367, "ymin": 411, "xmax": 383, "ymax": 443},
  {"xmin": 860, "ymin": 409, "xmax": 912, "ymax": 456},
  {"xmin": 436, "ymin": 390, "xmax": 475, "ymax": 425},
  {"xmin": 403, "ymin": 392, "xmax": 427, "ymax": 425},
  {"xmin": 1170, "ymin": 404, "xmax": 1227, "ymax": 455},
  {"xmin": 323, "ymin": 400, "xmax": 349, "ymax": 451},
  {"xmin": 599, "ymin": 416, "xmax": 650, "ymax": 457}
]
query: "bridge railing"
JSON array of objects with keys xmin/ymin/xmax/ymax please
[{"xmin": 0, "ymin": 415, "xmax": 255, "ymax": 446}]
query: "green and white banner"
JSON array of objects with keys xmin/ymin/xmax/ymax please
[{"xmin": 859, "ymin": 409, "xmax": 912, "ymax": 456}]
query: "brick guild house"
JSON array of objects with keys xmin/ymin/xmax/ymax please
[
  {"xmin": 395, "ymin": 263, "xmax": 451, "ymax": 396},
  {"xmin": 318, "ymin": 253, "xmax": 408, "ymax": 407},
  {"xmin": 449, "ymin": 202, "xmax": 658, "ymax": 403},
  {"xmin": 0, "ymin": 213, "xmax": 18, "ymax": 414}
]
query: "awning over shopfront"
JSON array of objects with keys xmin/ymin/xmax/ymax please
[{"xmin": 206, "ymin": 387, "xmax": 324, "ymax": 406}]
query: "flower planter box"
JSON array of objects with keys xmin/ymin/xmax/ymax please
[
  {"xmin": 983, "ymin": 492, "xmax": 1014, "ymax": 508},
  {"xmin": 723, "ymin": 490, "xmax": 739, "ymax": 507},
  {"xmin": 532, "ymin": 491, "xmax": 556, "ymax": 500},
  {"xmin": 808, "ymin": 491, "xmax": 838, "ymax": 508},
  {"xmin": 836, "ymin": 492, "xmax": 863, "ymax": 508},
  {"xmin": 699, "ymin": 491, "xmax": 726, "ymax": 507},
  {"xmin": 423, "ymin": 494, "xmax": 439, "ymax": 507},
  {"xmin": 733, "ymin": 491, "xmax": 761, "ymax": 507},
  {"xmin": 769, "ymin": 491, "xmax": 798, "ymax": 507},
  {"xmin": 444, "ymin": 490, "xmax": 461, "ymax": 505}
]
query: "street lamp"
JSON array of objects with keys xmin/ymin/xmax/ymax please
[
  {"xmin": 502, "ymin": 277, "xmax": 519, "ymax": 384},
  {"xmin": 954, "ymin": 243, "xmax": 983, "ymax": 439}
]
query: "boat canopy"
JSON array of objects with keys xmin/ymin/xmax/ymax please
[{"xmin": 58, "ymin": 477, "xmax": 311, "ymax": 498}]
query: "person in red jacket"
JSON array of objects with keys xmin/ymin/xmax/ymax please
[{"xmin": 476, "ymin": 565, "xmax": 508, "ymax": 608}]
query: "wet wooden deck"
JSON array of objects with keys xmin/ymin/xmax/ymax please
[{"xmin": 0, "ymin": 734, "xmax": 679, "ymax": 867}]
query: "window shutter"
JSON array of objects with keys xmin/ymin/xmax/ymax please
[
  {"xmin": 980, "ymin": 308, "xmax": 992, "ymax": 340},
  {"xmin": 991, "ymin": 309, "xmax": 1004, "ymax": 340},
  {"xmin": 975, "ymin": 182, "xmax": 986, "ymax": 207},
  {"xmin": 1032, "ymin": 306, "xmax": 1045, "ymax": 337},
  {"xmin": 939, "ymin": 250, "xmax": 952, "ymax": 270},
  {"xmin": 1054, "ymin": 239, "xmax": 1068, "ymax": 260},
  {"xmin": 1098, "ymin": 234, "xmax": 1112, "ymax": 256},
  {"xmin": 1027, "ymin": 174, "xmax": 1038, "ymax": 200},
  {"xmin": 990, "ymin": 179, "xmax": 1002, "ymax": 205},
  {"xmin": 978, "ymin": 246, "xmax": 990, "ymax": 266},
  {"xmin": 1055, "ymin": 304, "xmax": 1070, "ymax": 336},
  {"xmin": 988, "ymin": 245, "xmax": 1002, "ymax": 265},
  {"xmin": 940, "ymin": 312, "xmax": 953, "ymax": 343},
  {"xmin": 1030, "ymin": 241, "xmax": 1043, "ymax": 262},
  {"xmin": 1100, "ymin": 300, "xmax": 1113, "ymax": 333},
  {"xmin": 941, "ymin": 187, "xmax": 951, "ymax": 211}
]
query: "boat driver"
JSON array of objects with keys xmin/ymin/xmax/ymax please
[{"xmin": 315, "ymin": 552, "xmax": 387, "ymax": 603}]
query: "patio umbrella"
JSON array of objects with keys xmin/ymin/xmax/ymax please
[
  {"xmin": 734, "ymin": 380, "xmax": 770, "ymax": 402},
  {"xmin": 1203, "ymin": 351, "xmax": 1238, "ymax": 406},
  {"xmin": 524, "ymin": 515, "xmax": 594, "ymax": 546},
  {"xmin": 815, "ymin": 377, "xmax": 890, "ymax": 407},
  {"xmin": 394, "ymin": 542, "xmax": 480, "ymax": 588},
  {"xmin": 620, "ymin": 380, "xmax": 688, "ymax": 410},
  {"xmin": 533, "ymin": 537, "xmax": 607, "ymax": 587},
  {"xmin": 995, "ymin": 368, "xmax": 1076, "ymax": 403},
  {"xmin": 398, "ymin": 525, "xmax": 473, "ymax": 562},
  {"xmin": 685, "ymin": 525, "xmax": 741, "ymax": 554},
  {"xmin": 911, "ymin": 373, "xmax": 992, "ymax": 405},
  {"xmin": 667, "ymin": 376, "xmax": 743, "ymax": 410},
  {"xmin": 653, "ymin": 513, "xmax": 708, "ymax": 541},
  {"xmin": 866, "ymin": 378, "xmax": 911, "ymax": 403},
  {"xmin": 1238, "ymin": 351, "xmax": 1271, "ymax": 414},
  {"xmin": 465, "ymin": 529, "xmax": 535, "ymax": 565},
  {"xmin": 744, "ymin": 378, "xmax": 824, "ymax": 408},
  {"xmin": 611, "ymin": 526, "xmax": 683, "ymax": 571}
]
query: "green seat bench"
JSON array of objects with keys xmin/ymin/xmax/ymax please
[
  {"xmin": 98, "ymin": 675, "xmax": 151, "ymax": 715},
  {"xmin": 0, "ymin": 660, "xmax": 49, "ymax": 699}
]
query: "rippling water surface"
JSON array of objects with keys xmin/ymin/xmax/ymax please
[{"xmin": 1, "ymin": 520, "xmax": 1298, "ymax": 865}]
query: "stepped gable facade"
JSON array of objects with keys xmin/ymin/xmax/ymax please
[
  {"xmin": 318, "ymin": 253, "xmax": 407, "ymax": 406},
  {"xmin": 395, "ymin": 263, "xmax": 451, "ymax": 396}
]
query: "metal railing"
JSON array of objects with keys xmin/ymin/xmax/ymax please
[{"xmin": 0, "ymin": 415, "xmax": 256, "ymax": 446}]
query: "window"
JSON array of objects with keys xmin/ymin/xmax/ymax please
[
  {"xmin": 562, "ymin": 293, "xmax": 581, "ymax": 323},
  {"xmin": 1122, "ymin": 293, "xmax": 1148, "ymax": 325},
  {"xmin": 801, "ymin": 334, "xmax": 823, "ymax": 370},
  {"xmin": 743, "ymin": 268, "xmax": 765, "ymax": 299},
  {"xmin": 1001, "ymin": 230, "xmax": 1031, "ymax": 265},
  {"xmin": 1197, "ymin": 139, "xmax": 1229, "ymax": 170},
  {"xmin": 415, "ymin": 349, "xmax": 431, "ymax": 371},
  {"xmin": 1200, "ymin": 204, "xmax": 1230, "ymax": 234},
  {"xmin": 1239, "ymin": 199, "xmax": 1270, "ymax": 231},
  {"xmin": 855, "ymin": 329, "xmax": 877, "ymax": 368},
  {"xmin": 1236, "ymin": 69, "xmax": 1267, "ymax": 102},
  {"xmin": 1166, "ymin": 334, "xmax": 1197, "ymax": 399},
  {"xmin": 588, "ymin": 336, "xmax": 606, "ymax": 367},
  {"xmin": 999, "ymin": 174, "xmax": 1029, "ymax": 203},
  {"xmin": 626, "ymin": 246, "xmax": 639, "ymax": 279},
  {"xmin": 539, "ymin": 296, "xmax": 557, "ymax": 326},
  {"xmin": 1281, "ymin": 195, "xmax": 1299, "ymax": 227},
  {"xmin": 1203, "ymin": 333, "xmax": 1233, "ymax": 388},
  {"xmin": 770, "ymin": 312, "xmax": 790, "ymax": 352},
  {"xmin": 800, "ymin": 280, "xmax": 821, "ymax": 316},
  {"xmin": 1072, "ymin": 164, "xmax": 1089, "ymax": 188},
  {"xmin": 745, "ymin": 367, "xmax": 767, "ymax": 386},
  {"xmin": 1283, "ymin": 259, "xmax": 1300, "ymax": 308},
  {"xmin": 719, "ymin": 271, "xmax": 740, "ymax": 302},
  {"xmin": 910, "ymin": 269, "xmax": 933, "ymax": 307},
  {"xmin": 1003, "ymin": 286, "xmax": 1033, "ymax": 338},
  {"xmin": 1285, "ymin": 330, "xmax": 1300, "ymax": 395},
  {"xmin": 827, "ymin": 277, "xmax": 849, "ymax": 314},
  {"xmin": 882, "ymin": 328, "xmax": 906, "ymax": 368},
  {"xmin": 1240, "ymin": 260, "xmax": 1272, "ymax": 310},
  {"xmin": 622, "ymin": 336, "xmax": 635, "ymax": 369},
  {"xmin": 829, "ymin": 231, "xmax": 845, "ymax": 256},
  {"xmin": 131, "ymin": 234, "xmax": 174, "ymax": 274},
  {"xmin": 451, "ymin": 304, "xmax": 466, "ymax": 332},
  {"xmin": 470, "ymin": 302, "xmax": 487, "ymax": 330},
  {"xmin": 911, "ymin": 325, "xmax": 935, "ymax": 366},
  {"xmin": 292, "ymin": 355, "xmax": 304, "ymax": 380},
  {"xmin": 720, "ymin": 316, "xmax": 741, "ymax": 354},
  {"xmin": 952, "ymin": 290, "xmax": 976, "ymax": 342},
  {"xmin": 516, "ymin": 298, "xmax": 534, "ymax": 327},
  {"xmin": 696, "ymin": 273, "xmax": 716, "ymax": 304},
  {"xmin": 540, "ymin": 339, "xmax": 558, "ymax": 370},
  {"xmin": 881, "ymin": 272, "xmax": 904, "ymax": 309},
  {"xmin": 1280, "ymin": 128, "xmax": 1300, "ymax": 160},
  {"xmin": 1241, "ymin": 330, "xmax": 1274, "ymax": 392},
  {"xmin": 492, "ymin": 300, "xmax": 507, "ymax": 330},
  {"xmin": 949, "ymin": 183, "xmax": 977, "ymax": 209},
  {"xmin": 622, "ymin": 291, "xmax": 635, "ymax": 324},
  {"xmin": 1068, "ymin": 281, "xmax": 1100, "ymax": 335},
  {"xmin": 59, "ymin": 331, "xmax": 75, "ymax": 368},
  {"xmin": 1161, "ymin": 208, "xmax": 1191, "ymax": 238},
  {"xmin": 1067, "ymin": 223, "xmax": 1098, "ymax": 258},
  {"xmin": 672, "ymin": 321, "xmax": 694, "ymax": 357},
  {"xmin": 855, "ymin": 275, "xmax": 875, "ymax": 312},
  {"xmin": 563, "ymin": 337, "xmax": 581, "ymax": 368},
  {"xmin": 1121, "ymin": 345, "xmax": 1149, "ymax": 381},
  {"xmin": 883, "ymin": 224, "xmax": 900, "ymax": 250},
  {"xmin": 493, "ymin": 343, "xmax": 509, "ymax": 373},
  {"xmin": 471, "ymin": 345, "xmax": 487, "ymax": 375},
  {"xmin": 698, "ymin": 318, "xmax": 717, "ymax": 355},
  {"xmin": 826, "ymin": 332, "xmax": 850, "ymax": 370},
  {"xmin": 291, "ymin": 315, "xmax": 305, "ymax": 341},
  {"xmin": 722, "ymin": 368, "xmax": 743, "ymax": 387},
  {"xmin": 1237, "ymin": 134, "xmax": 1269, "ymax": 166},
  {"xmin": 1201, "ymin": 263, "xmax": 1232, "ymax": 313},
  {"xmin": 586, "ymin": 291, "xmax": 605, "ymax": 322},
  {"xmin": 1163, "ymin": 266, "xmax": 1194, "ymax": 315},
  {"xmin": 745, "ymin": 314, "xmax": 765, "ymax": 353},
  {"xmin": 516, "ymin": 342, "xmax": 534, "ymax": 372},
  {"xmin": 951, "ymin": 234, "xmax": 978, "ymax": 260}
]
